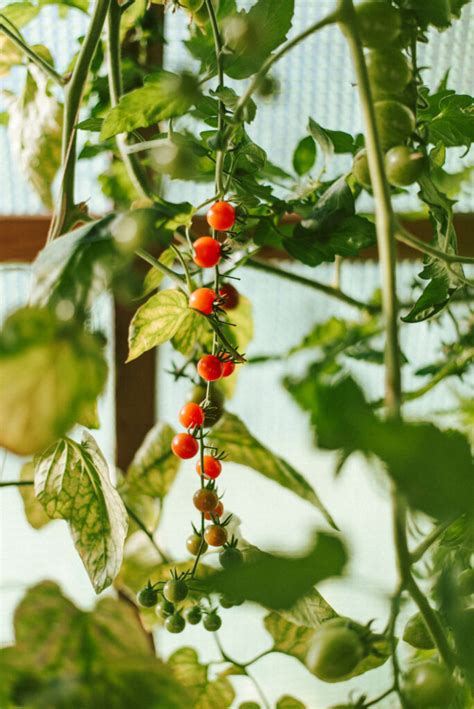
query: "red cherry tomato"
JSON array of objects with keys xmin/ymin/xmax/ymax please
[
  {"xmin": 219, "ymin": 284, "xmax": 240, "ymax": 309},
  {"xmin": 206, "ymin": 201, "xmax": 236, "ymax": 231},
  {"xmin": 205, "ymin": 500, "xmax": 224, "ymax": 520},
  {"xmin": 189, "ymin": 288, "xmax": 216, "ymax": 315},
  {"xmin": 193, "ymin": 236, "xmax": 221, "ymax": 268},
  {"xmin": 221, "ymin": 360, "xmax": 235, "ymax": 378},
  {"xmin": 197, "ymin": 355, "xmax": 223, "ymax": 381},
  {"xmin": 204, "ymin": 524, "xmax": 228, "ymax": 546},
  {"xmin": 196, "ymin": 455, "xmax": 222, "ymax": 479},
  {"xmin": 179, "ymin": 402, "xmax": 205, "ymax": 429},
  {"xmin": 171, "ymin": 433, "xmax": 199, "ymax": 459}
]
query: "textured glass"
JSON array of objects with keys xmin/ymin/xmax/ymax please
[{"xmin": 1, "ymin": 1, "xmax": 473, "ymax": 214}]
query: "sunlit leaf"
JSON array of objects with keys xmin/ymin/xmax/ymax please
[
  {"xmin": 35, "ymin": 433, "xmax": 128, "ymax": 592},
  {"xmin": 168, "ymin": 648, "xmax": 235, "ymax": 709},
  {"xmin": 126, "ymin": 422, "xmax": 180, "ymax": 498},
  {"xmin": 209, "ymin": 413, "xmax": 337, "ymax": 527},
  {"xmin": 18, "ymin": 462, "xmax": 51, "ymax": 530}
]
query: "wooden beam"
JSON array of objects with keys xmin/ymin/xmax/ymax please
[{"xmin": 1, "ymin": 214, "xmax": 473, "ymax": 264}]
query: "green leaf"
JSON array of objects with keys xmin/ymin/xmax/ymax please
[
  {"xmin": 128, "ymin": 289, "xmax": 201, "ymax": 361},
  {"xmin": 208, "ymin": 413, "xmax": 337, "ymax": 527},
  {"xmin": 293, "ymin": 136, "xmax": 316, "ymax": 176},
  {"xmin": 101, "ymin": 70, "xmax": 202, "ymax": 140},
  {"xmin": 171, "ymin": 305, "xmax": 208, "ymax": 357},
  {"xmin": 76, "ymin": 116, "xmax": 103, "ymax": 131},
  {"xmin": 219, "ymin": 294, "xmax": 254, "ymax": 397},
  {"xmin": 276, "ymin": 696, "xmax": 306, "ymax": 709},
  {"xmin": 0, "ymin": 307, "xmax": 107, "ymax": 456},
  {"xmin": 402, "ymin": 278, "xmax": 452, "ymax": 323},
  {"xmin": 168, "ymin": 648, "xmax": 235, "ymax": 709},
  {"xmin": 424, "ymin": 94, "xmax": 474, "ymax": 149},
  {"xmin": 18, "ymin": 462, "xmax": 51, "ymax": 530},
  {"xmin": 2, "ymin": 581, "xmax": 191, "ymax": 707},
  {"xmin": 7, "ymin": 69, "xmax": 62, "ymax": 209},
  {"xmin": 223, "ymin": 0, "xmax": 295, "ymax": 80},
  {"xmin": 403, "ymin": 612, "xmax": 436, "ymax": 650},
  {"xmin": 210, "ymin": 86, "xmax": 257, "ymax": 123},
  {"xmin": 126, "ymin": 422, "xmax": 180, "ymax": 498},
  {"xmin": 293, "ymin": 375, "xmax": 474, "ymax": 521},
  {"xmin": 142, "ymin": 248, "xmax": 176, "ymax": 296},
  {"xmin": 284, "ymin": 215, "xmax": 375, "ymax": 267},
  {"xmin": 203, "ymin": 532, "xmax": 347, "ymax": 609},
  {"xmin": 0, "ymin": 2, "xmax": 39, "ymax": 27},
  {"xmin": 35, "ymin": 433, "xmax": 128, "ymax": 592},
  {"xmin": 308, "ymin": 117, "xmax": 334, "ymax": 170}
]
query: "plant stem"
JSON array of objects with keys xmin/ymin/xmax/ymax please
[
  {"xmin": 135, "ymin": 248, "xmax": 187, "ymax": 291},
  {"xmin": 124, "ymin": 504, "xmax": 169, "ymax": 563},
  {"xmin": 341, "ymin": 0, "xmax": 457, "ymax": 673},
  {"xmin": 245, "ymin": 258, "xmax": 379, "ymax": 313},
  {"xmin": 365, "ymin": 685, "xmax": 396, "ymax": 708},
  {"xmin": 204, "ymin": 0, "xmax": 225, "ymax": 196},
  {"xmin": 410, "ymin": 518, "xmax": 455, "ymax": 563},
  {"xmin": 232, "ymin": 10, "xmax": 341, "ymax": 126},
  {"xmin": 396, "ymin": 223, "xmax": 474, "ymax": 265},
  {"xmin": 170, "ymin": 244, "xmax": 193, "ymax": 292},
  {"xmin": 0, "ymin": 480, "xmax": 33, "ymax": 488},
  {"xmin": 48, "ymin": 0, "xmax": 111, "ymax": 241},
  {"xmin": 0, "ymin": 22, "xmax": 68, "ymax": 86},
  {"xmin": 106, "ymin": 2, "xmax": 150, "ymax": 199}
]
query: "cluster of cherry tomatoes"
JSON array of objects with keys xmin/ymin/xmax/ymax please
[
  {"xmin": 352, "ymin": 0, "xmax": 425, "ymax": 190},
  {"xmin": 138, "ymin": 201, "xmax": 245, "ymax": 633}
]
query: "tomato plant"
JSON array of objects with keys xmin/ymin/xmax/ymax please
[{"xmin": 0, "ymin": 0, "xmax": 473, "ymax": 707}]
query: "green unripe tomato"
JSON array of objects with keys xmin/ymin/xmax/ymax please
[
  {"xmin": 355, "ymin": 1, "xmax": 401, "ymax": 48},
  {"xmin": 352, "ymin": 149, "xmax": 371, "ymax": 189},
  {"xmin": 163, "ymin": 579, "xmax": 188, "ymax": 603},
  {"xmin": 186, "ymin": 533, "xmax": 208, "ymax": 556},
  {"xmin": 186, "ymin": 384, "xmax": 225, "ymax": 427},
  {"xmin": 203, "ymin": 612, "xmax": 222, "ymax": 632},
  {"xmin": 165, "ymin": 612, "xmax": 186, "ymax": 634},
  {"xmin": 367, "ymin": 49, "xmax": 412, "ymax": 94},
  {"xmin": 371, "ymin": 82, "xmax": 417, "ymax": 111},
  {"xmin": 374, "ymin": 100, "xmax": 415, "ymax": 150},
  {"xmin": 156, "ymin": 599, "xmax": 174, "ymax": 619},
  {"xmin": 402, "ymin": 663, "xmax": 455, "ymax": 708},
  {"xmin": 402, "ymin": 611, "xmax": 435, "ymax": 650},
  {"xmin": 137, "ymin": 587, "xmax": 158, "ymax": 608},
  {"xmin": 458, "ymin": 568, "xmax": 474, "ymax": 595},
  {"xmin": 186, "ymin": 605, "xmax": 202, "ymax": 625},
  {"xmin": 219, "ymin": 546, "xmax": 244, "ymax": 569},
  {"xmin": 307, "ymin": 626, "xmax": 364, "ymax": 681},
  {"xmin": 219, "ymin": 595, "xmax": 235, "ymax": 609},
  {"xmin": 385, "ymin": 146, "xmax": 425, "ymax": 186}
]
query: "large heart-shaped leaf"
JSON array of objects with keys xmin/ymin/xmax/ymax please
[{"xmin": 35, "ymin": 433, "xmax": 128, "ymax": 592}]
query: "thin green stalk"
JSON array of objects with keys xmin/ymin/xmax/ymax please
[
  {"xmin": 191, "ymin": 428, "xmax": 207, "ymax": 577},
  {"xmin": 106, "ymin": 2, "xmax": 150, "ymax": 199},
  {"xmin": 170, "ymin": 243, "xmax": 193, "ymax": 292},
  {"xmin": 396, "ymin": 223, "xmax": 474, "ymax": 265},
  {"xmin": 204, "ymin": 0, "xmax": 225, "ymax": 196},
  {"xmin": 0, "ymin": 22, "xmax": 67, "ymax": 86},
  {"xmin": 0, "ymin": 480, "xmax": 33, "ymax": 488},
  {"xmin": 245, "ymin": 258, "xmax": 380, "ymax": 313},
  {"xmin": 49, "ymin": 0, "xmax": 111, "ymax": 241},
  {"xmin": 232, "ymin": 10, "xmax": 341, "ymax": 126},
  {"xmin": 410, "ymin": 518, "xmax": 456, "ymax": 563},
  {"xmin": 136, "ymin": 248, "xmax": 187, "ymax": 291},
  {"xmin": 125, "ymin": 504, "xmax": 169, "ymax": 563}
]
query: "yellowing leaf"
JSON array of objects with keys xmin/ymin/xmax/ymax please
[
  {"xmin": 35, "ymin": 433, "xmax": 128, "ymax": 593},
  {"xmin": 18, "ymin": 462, "xmax": 50, "ymax": 530},
  {"xmin": 168, "ymin": 648, "xmax": 235, "ymax": 709},
  {"xmin": 126, "ymin": 422, "xmax": 180, "ymax": 498},
  {"xmin": 128, "ymin": 289, "xmax": 193, "ymax": 361}
]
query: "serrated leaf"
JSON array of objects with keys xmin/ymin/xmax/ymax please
[
  {"xmin": 168, "ymin": 648, "xmax": 235, "ymax": 709},
  {"xmin": 208, "ymin": 413, "xmax": 336, "ymax": 527},
  {"xmin": 101, "ymin": 70, "xmax": 201, "ymax": 140},
  {"xmin": 128, "ymin": 289, "xmax": 198, "ymax": 361},
  {"xmin": 126, "ymin": 422, "xmax": 180, "ymax": 498},
  {"xmin": 6, "ymin": 68, "xmax": 62, "ymax": 209},
  {"xmin": 426, "ymin": 94, "xmax": 474, "ymax": 149},
  {"xmin": 18, "ymin": 462, "xmax": 51, "ymax": 530},
  {"xmin": 293, "ymin": 136, "xmax": 316, "ymax": 176},
  {"xmin": 0, "ymin": 307, "xmax": 107, "ymax": 456},
  {"xmin": 203, "ymin": 532, "xmax": 347, "ymax": 610},
  {"xmin": 291, "ymin": 375, "xmax": 474, "ymax": 521},
  {"xmin": 35, "ymin": 433, "xmax": 128, "ymax": 592},
  {"xmin": 224, "ymin": 0, "xmax": 295, "ymax": 80}
]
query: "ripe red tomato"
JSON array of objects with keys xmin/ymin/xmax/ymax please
[
  {"xmin": 189, "ymin": 288, "xmax": 216, "ymax": 315},
  {"xmin": 171, "ymin": 433, "xmax": 199, "ymax": 459},
  {"xmin": 193, "ymin": 236, "xmax": 222, "ymax": 268},
  {"xmin": 193, "ymin": 488, "xmax": 219, "ymax": 513},
  {"xmin": 196, "ymin": 455, "xmax": 222, "ymax": 479},
  {"xmin": 204, "ymin": 500, "xmax": 224, "ymax": 520},
  {"xmin": 206, "ymin": 201, "xmax": 236, "ymax": 231},
  {"xmin": 179, "ymin": 402, "xmax": 205, "ymax": 429},
  {"xmin": 197, "ymin": 355, "xmax": 223, "ymax": 381},
  {"xmin": 219, "ymin": 283, "xmax": 240, "ymax": 309},
  {"xmin": 221, "ymin": 359, "xmax": 235, "ymax": 378},
  {"xmin": 204, "ymin": 524, "xmax": 228, "ymax": 547}
]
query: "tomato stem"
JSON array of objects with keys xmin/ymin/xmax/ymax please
[{"xmin": 0, "ymin": 21, "xmax": 68, "ymax": 86}]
